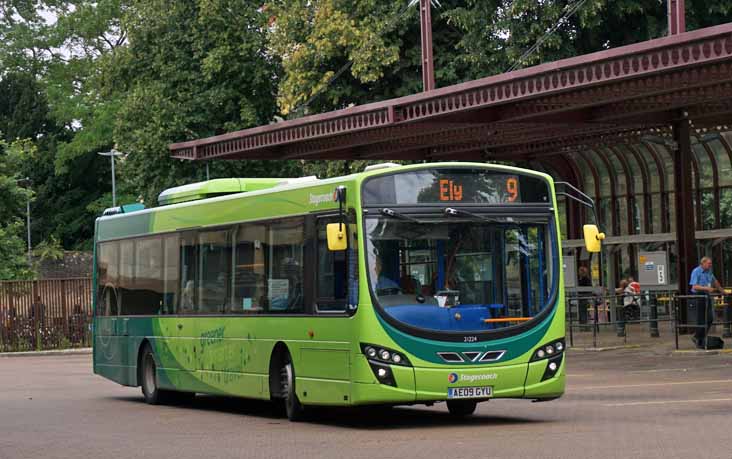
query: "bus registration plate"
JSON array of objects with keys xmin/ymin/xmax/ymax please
[{"xmin": 447, "ymin": 386, "xmax": 492, "ymax": 399}]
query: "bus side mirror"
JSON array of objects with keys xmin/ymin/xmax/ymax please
[
  {"xmin": 326, "ymin": 223, "xmax": 347, "ymax": 251},
  {"xmin": 583, "ymin": 224, "xmax": 605, "ymax": 253}
]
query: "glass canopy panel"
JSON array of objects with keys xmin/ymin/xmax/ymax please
[
  {"xmin": 692, "ymin": 143, "xmax": 714, "ymax": 189},
  {"xmin": 708, "ymin": 138, "xmax": 732, "ymax": 187},
  {"xmin": 605, "ymin": 147, "xmax": 627, "ymax": 193},
  {"xmin": 651, "ymin": 144, "xmax": 676, "ymax": 193},
  {"xmin": 583, "ymin": 150, "xmax": 612, "ymax": 199},
  {"xmin": 572, "ymin": 153, "xmax": 598, "ymax": 202},
  {"xmin": 616, "ymin": 145, "xmax": 645, "ymax": 195},
  {"xmin": 633, "ymin": 143, "xmax": 661, "ymax": 193}
]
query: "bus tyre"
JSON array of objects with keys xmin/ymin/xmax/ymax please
[
  {"xmin": 281, "ymin": 357, "xmax": 306, "ymax": 421},
  {"xmin": 446, "ymin": 400, "xmax": 478, "ymax": 416},
  {"xmin": 140, "ymin": 344, "xmax": 173, "ymax": 405}
]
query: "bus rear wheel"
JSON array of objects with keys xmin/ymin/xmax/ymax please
[
  {"xmin": 140, "ymin": 344, "xmax": 178, "ymax": 405},
  {"xmin": 281, "ymin": 356, "xmax": 306, "ymax": 421},
  {"xmin": 446, "ymin": 400, "xmax": 478, "ymax": 416}
]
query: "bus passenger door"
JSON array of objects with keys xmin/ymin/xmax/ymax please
[{"xmin": 295, "ymin": 216, "xmax": 354, "ymax": 404}]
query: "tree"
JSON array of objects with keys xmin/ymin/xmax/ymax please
[
  {"xmin": 0, "ymin": 138, "xmax": 34, "ymax": 279},
  {"xmin": 0, "ymin": 2, "xmax": 130, "ymax": 249},
  {"xmin": 108, "ymin": 0, "xmax": 302, "ymax": 205},
  {"xmin": 267, "ymin": 0, "xmax": 732, "ymax": 115}
]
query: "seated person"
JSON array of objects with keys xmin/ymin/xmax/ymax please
[{"xmin": 180, "ymin": 280, "xmax": 196, "ymax": 313}]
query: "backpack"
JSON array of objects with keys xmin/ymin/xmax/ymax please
[{"xmin": 706, "ymin": 336, "xmax": 725, "ymax": 350}]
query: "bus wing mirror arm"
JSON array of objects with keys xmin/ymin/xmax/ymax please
[
  {"xmin": 327, "ymin": 186, "xmax": 348, "ymax": 251},
  {"xmin": 335, "ymin": 186, "xmax": 347, "ymax": 230},
  {"xmin": 555, "ymin": 182, "xmax": 606, "ymax": 252}
]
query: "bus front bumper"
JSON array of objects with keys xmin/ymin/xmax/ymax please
[{"xmin": 350, "ymin": 354, "xmax": 565, "ymax": 405}]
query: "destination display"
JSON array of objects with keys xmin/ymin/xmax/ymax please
[{"xmin": 362, "ymin": 169, "xmax": 550, "ymax": 205}]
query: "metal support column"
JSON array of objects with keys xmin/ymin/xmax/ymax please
[
  {"xmin": 668, "ymin": 0, "xmax": 686, "ymax": 35},
  {"xmin": 673, "ymin": 114, "xmax": 697, "ymax": 328},
  {"xmin": 419, "ymin": 0, "xmax": 435, "ymax": 92}
]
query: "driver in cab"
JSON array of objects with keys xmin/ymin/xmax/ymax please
[{"xmin": 374, "ymin": 255, "xmax": 401, "ymax": 292}]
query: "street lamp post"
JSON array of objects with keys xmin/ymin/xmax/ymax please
[{"xmin": 98, "ymin": 149, "xmax": 124, "ymax": 207}]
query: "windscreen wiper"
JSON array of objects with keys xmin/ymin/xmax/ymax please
[
  {"xmin": 443, "ymin": 207, "xmax": 503, "ymax": 223},
  {"xmin": 444, "ymin": 207, "xmax": 547, "ymax": 225},
  {"xmin": 381, "ymin": 208, "xmax": 420, "ymax": 223}
]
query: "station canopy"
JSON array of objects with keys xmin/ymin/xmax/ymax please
[
  {"xmin": 168, "ymin": 22, "xmax": 732, "ymax": 295},
  {"xmin": 170, "ymin": 23, "xmax": 732, "ymax": 164}
]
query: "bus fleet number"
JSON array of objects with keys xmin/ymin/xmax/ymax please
[{"xmin": 464, "ymin": 336, "xmax": 478, "ymax": 343}]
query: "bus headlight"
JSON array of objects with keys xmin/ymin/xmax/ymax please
[
  {"xmin": 360, "ymin": 343, "xmax": 411, "ymax": 367},
  {"xmin": 531, "ymin": 338, "xmax": 566, "ymax": 362}
]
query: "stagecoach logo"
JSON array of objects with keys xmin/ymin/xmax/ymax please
[
  {"xmin": 448, "ymin": 372, "xmax": 497, "ymax": 383},
  {"xmin": 309, "ymin": 192, "xmax": 334, "ymax": 206}
]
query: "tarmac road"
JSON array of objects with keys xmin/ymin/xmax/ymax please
[{"xmin": 1, "ymin": 349, "xmax": 731, "ymax": 459}]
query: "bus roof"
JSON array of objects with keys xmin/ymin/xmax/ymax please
[{"xmin": 95, "ymin": 162, "xmax": 553, "ymax": 242}]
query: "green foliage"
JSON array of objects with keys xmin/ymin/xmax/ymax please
[
  {"xmin": 0, "ymin": 138, "xmax": 34, "ymax": 279},
  {"xmin": 109, "ymin": 0, "xmax": 302, "ymax": 205},
  {"xmin": 3, "ymin": 0, "xmax": 732, "ymax": 252},
  {"xmin": 267, "ymin": 0, "xmax": 405, "ymax": 115},
  {"xmin": 267, "ymin": 0, "xmax": 732, "ymax": 115},
  {"xmin": 32, "ymin": 234, "xmax": 63, "ymax": 262}
]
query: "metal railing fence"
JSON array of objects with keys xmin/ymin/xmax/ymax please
[
  {"xmin": 566, "ymin": 290, "xmax": 732, "ymax": 350},
  {"xmin": 0, "ymin": 278, "xmax": 93, "ymax": 352}
]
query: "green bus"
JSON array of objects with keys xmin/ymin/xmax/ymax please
[{"xmin": 93, "ymin": 162, "xmax": 586, "ymax": 420}]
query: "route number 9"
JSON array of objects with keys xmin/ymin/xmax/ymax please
[{"xmin": 506, "ymin": 178, "xmax": 518, "ymax": 202}]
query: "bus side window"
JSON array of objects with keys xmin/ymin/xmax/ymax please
[
  {"xmin": 198, "ymin": 230, "xmax": 231, "ymax": 314},
  {"xmin": 316, "ymin": 218, "xmax": 348, "ymax": 313},
  {"xmin": 267, "ymin": 218, "xmax": 305, "ymax": 313},
  {"xmin": 118, "ymin": 240, "xmax": 135, "ymax": 315},
  {"xmin": 179, "ymin": 233, "xmax": 198, "ymax": 314},
  {"xmin": 232, "ymin": 223, "xmax": 267, "ymax": 313},
  {"xmin": 97, "ymin": 241, "xmax": 120, "ymax": 316},
  {"xmin": 163, "ymin": 235, "xmax": 179, "ymax": 314}
]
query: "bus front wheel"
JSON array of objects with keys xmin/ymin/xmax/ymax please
[
  {"xmin": 281, "ymin": 356, "xmax": 306, "ymax": 421},
  {"xmin": 446, "ymin": 400, "xmax": 478, "ymax": 416}
]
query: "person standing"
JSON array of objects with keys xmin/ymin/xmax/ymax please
[{"xmin": 689, "ymin": 257, "xmax": 725, "ymax": 348}]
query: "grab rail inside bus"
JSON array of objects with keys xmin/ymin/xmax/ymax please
[{"xmin": 483, "ymin": 317, "xmax": 532, "ymax": 323}]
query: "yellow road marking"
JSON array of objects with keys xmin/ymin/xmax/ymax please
[
  {"xmin": 604, "ymin": 398, "xmax": 732, "ymax": 407},
  {"xmin": 575, "ymin": 379, "xmax": 732, "ymax": 391}
]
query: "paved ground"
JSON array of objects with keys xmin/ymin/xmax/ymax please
[{"xmin": 1, "ymin": 349, "xmax": 731, "ymax": 459}]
